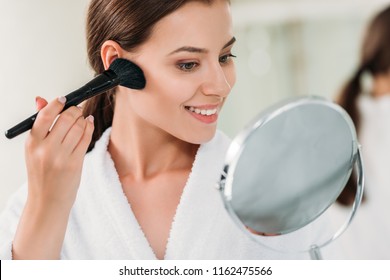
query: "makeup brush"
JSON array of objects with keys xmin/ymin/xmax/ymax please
[{"xmin": 5, "ymin": 58, "xmax": 146, "ymax": 139}]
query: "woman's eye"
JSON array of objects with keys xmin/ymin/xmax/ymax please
[
  {"xmin": 219, "ymin": 54, "xmax": 237, "ymax": 64},
  {"xmin": 178, "ymin": 62, "xmax": 198, "ymax": 71}
]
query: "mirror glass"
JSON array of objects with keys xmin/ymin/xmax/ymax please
[{"xmin": 220, "ymin": 96, "xmax": 361, "ymax": 251}]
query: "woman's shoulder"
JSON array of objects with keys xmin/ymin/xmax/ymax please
[{"xmin": 85, "ymin": 127, "xmax": 112, "ymax": 156}]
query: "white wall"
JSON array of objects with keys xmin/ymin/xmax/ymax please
[{"xmin": 0, "ymin": 0, "xmax": 91, "ymax": 211}]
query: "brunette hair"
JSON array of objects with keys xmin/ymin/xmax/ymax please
[
  {"xmin": 84, "ymin": 0, "xmax": 227, "ymax": 151},
  {"xmin": 336, "ymin": 5, "xmax": 390, "ymax": 205}
]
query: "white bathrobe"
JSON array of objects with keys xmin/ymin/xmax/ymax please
[{"xmin": 0, "ymin": 128, "xmax": 318, "ymax": 260}]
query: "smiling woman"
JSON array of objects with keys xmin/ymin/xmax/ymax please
[
  {"xmin": 85, "ymin": 0, "xmax": 236, "ymax": 147},
  {"xmin": 0, "ymin": 0, "xmax": 313, "ymax": 260}
]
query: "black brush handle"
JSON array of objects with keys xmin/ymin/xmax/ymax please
[{"xmin": 5, "ymin": 70, "xmax": 119, "ymax": 139}]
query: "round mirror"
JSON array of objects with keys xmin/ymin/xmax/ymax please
[{"xmin": 219, "ymin": 96, "xmax": 364, "ymax": 257}]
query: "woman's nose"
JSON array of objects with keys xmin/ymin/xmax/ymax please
[{"xmin": 200, "ymin": 66, "xmax": 232, "ymax": 97}]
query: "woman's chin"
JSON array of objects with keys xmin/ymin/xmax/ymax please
[{"xmin": 184, "ymin": 128, "xmax": 218, "ymax": 145}]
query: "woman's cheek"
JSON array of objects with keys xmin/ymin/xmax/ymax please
[{"xmin": 226, "ymin": 64, "xmax": 236, "ymax": 89}]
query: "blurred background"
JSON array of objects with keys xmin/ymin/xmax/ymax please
[
  {"xmin": 0, "ymin": 0, "xmax": 389, "ymax": 215},
  {"xmin": 222, "ymin": 0, "xmax": 390, "ymax": 136}
]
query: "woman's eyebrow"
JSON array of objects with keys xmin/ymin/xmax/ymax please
[
  {"xmin": 169, "ymin": 46, "xmax": 208, "ymax": 55},
  {"xmin": 222, "ymin": 36, "xmax": 236, "ymax": 49},
  {"xmin": 168, "ymin": 36, "xmax": 236, "ymax": 56}
]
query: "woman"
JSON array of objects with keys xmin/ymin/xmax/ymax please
[
  {"xmin": 0, "ymin": 0, "xmax": 315, "ymax": 260},
  {"xmin": 332, "ymin": 5, "xmax": 390, "ymax": 259}
]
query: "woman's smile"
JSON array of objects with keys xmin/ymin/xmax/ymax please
[{"xmin": 184, "ymin": 104, "xmax": 221, "ymax": 124}]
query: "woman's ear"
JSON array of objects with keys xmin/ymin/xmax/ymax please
[{"xmin": 100, "ymin": 40, "xmax": 125, "ymax": 70}]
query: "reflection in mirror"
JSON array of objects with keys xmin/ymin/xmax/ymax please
[{"xmin": 219, "ymin": 96, "xmax": 364, "ymax": 258}]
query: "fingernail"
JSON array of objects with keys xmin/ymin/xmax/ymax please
[
  {"xmin": 58, "ymin": 96, "xmax": 66, "ymax": 104},
  {"xmin": 86, "ymin": 115, "xmax": 94, "ymax": 123},
  {"xmin": 35, "ymin": 96, "xmax": 40, "ymax": 107}
]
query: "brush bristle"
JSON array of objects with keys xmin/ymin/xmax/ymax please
[{"xmin": 109, "ymin": 58, "xmax": 146, "ymax": 89}]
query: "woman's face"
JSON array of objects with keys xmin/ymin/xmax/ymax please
[{"xmin": 120, "ymin": 0, "xmax": 236, "ymax": 144}]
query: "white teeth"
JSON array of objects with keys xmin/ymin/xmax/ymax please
[{"xmin": 187, "ymin": 106, "xmax": 217, "ymax": 116}]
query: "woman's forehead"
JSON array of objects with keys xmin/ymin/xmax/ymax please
[{"xmin": 144, "ymin": 0, "xmax": 233, "ymax": 52}]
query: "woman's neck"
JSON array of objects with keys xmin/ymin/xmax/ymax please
[{"xmin": 108, "ymin": 105, "xmax": 199, "ymax": 182}]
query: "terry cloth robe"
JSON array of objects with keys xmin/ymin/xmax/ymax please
[{"xmin": 1, "ymin": 128, "xmax": 320, "ymax": 260}]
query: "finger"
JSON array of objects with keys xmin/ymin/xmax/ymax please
[
  {"xmin": 47, "ymin": 106, "xmax": 83, "ymax": 143},
  {"xmin": 61, "ymin": 116, "xmax": 87, "ymax": 155},
  {"xmin": 72, "ymin": 115, "xmax": 94, "ymax": 156},
  {"xmin": 35, "ymin": 96, "xmax": 48, "ymax": 111},
  {"xmin": 31, "ymin": 96, "xmax": 66, "ymax": 140}
]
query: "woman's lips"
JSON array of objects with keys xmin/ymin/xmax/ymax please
[{"xmin": 184, "ymin": 105, "xmax": 220, "ymax": 124}]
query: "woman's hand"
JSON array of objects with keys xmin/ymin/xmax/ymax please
[
  {"xmin": 25, "ymin": 96, "xmax": 94, "ymax": 208},
  {"xmin": 12, "ymin": 96, "xmax": 94, "ymax": 259}
]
